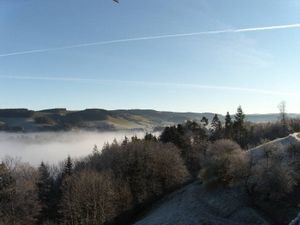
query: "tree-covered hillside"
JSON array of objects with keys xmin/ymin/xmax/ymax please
[{"xmin": 0, "ymin": 108, "xmax": 299, "ymax": 132}]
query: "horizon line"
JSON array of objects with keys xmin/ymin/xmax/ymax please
[{"xmin": 0, "ymin": 106, "xmax": 297, "ymax": 116}]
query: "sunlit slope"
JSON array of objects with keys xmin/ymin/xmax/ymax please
[
  {"xmin": 0, "ymin": 108, "xmax": 218, "ymax": 132},
  {"xmin": 0, "ymin": 108, "xmax": 300, "ymax": 132},
  {"xmin": 249, "ymin": 133, "xmax": 300, "ymax": 161}
]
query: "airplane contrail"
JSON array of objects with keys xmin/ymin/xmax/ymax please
[
  {"xmin": 1, "ymin": 75, "xmax": 300, "ymax": 97},
  {"xmin": 0, "ymin": 23, "xmax": 300, "ymax": 57}
]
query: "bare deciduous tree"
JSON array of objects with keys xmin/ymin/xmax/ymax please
[
  {"xmin": 278, "ymin": 101, "xmax": 287, "ymax": 124},
  {"xmin": 98, "ymin": 141, "xmax": 189, "ymax": 204},
  {"xmin": 200, "ymin": 139, "xmax": 249, "ymax": 188},
  {"xmin": 0, "ymin": 157, "xmax": 40, "ymax": 225},
  {"xmin": 61, "ymin": 170, "xmax": 132, "ymax": 225}
]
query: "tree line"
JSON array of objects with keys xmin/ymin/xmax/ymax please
[{"xmin": 0, "ymin": 139, "xmax": 189, "ymax": 225}]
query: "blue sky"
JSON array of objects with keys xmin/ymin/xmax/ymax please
[{"xmin": 1, "ymin": 0, "xmax": 300, "ymax": 114}]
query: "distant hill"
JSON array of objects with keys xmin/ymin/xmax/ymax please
[
  {"xmin": 246, "ymin": 113, "xmax": 300, "ymax": 123},
  {"xmin": 0, "ymin": 108, "xmax": 299, "ymax": 132}
]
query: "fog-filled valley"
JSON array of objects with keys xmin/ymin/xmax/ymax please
[{"xmin": 0, "ymin": 131, "xmax": 150, "ymax": 165}]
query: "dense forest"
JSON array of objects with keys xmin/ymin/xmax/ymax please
[{"xmin": 1, "ymin": 106, "xmax": 300, "ymax": 225}]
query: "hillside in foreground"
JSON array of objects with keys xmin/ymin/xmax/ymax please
[
  {"xmin": 0, "ymin": 108, "xmax": 299, "ymax": 132},
  {"xmin": 134, "ymin": 133, "xmax": 300, "ymax": 225},
  {"xmin": 134, "ymin": 181, "xmax": 269, "ymax": 225}
]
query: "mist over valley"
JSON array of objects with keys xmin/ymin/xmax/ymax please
[{"xmin": 0, "ymin": 130, "xmax": 149, "ymax": 165}]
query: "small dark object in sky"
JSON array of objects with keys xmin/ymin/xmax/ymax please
[{"xmin": 113, "ymin": 0, "xmax": 119, "ymax": 3}]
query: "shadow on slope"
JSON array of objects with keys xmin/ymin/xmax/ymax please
[{"xmin": 134, "ymin": 181, "xmax": 270, "ymax": 225}]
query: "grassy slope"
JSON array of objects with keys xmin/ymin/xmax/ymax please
[{"xmin": 0, "ymin": 108, "xmax": 300, "ymax": 132}]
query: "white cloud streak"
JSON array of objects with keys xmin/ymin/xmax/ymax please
[
  {"xmin": 0, "ymin": 23, "xmax": 300, "ymax": 57},
  {"xmin": 1, "ymin": 75, "xmax": 300, "ymax": 97}
]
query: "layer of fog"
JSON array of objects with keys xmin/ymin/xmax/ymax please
[{"xmin": 0, "ymin": 131, "xmax": 155, "ymax": 166}]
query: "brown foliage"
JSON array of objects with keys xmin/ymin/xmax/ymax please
[
  {"xmin": 60, "ymin": 170, "xmax": 132, "ymax": 225},
  {"xmin": 0, "ymin": 157, "xmax": 40, "ymax": 225},
  {"xmin": 99, "ymin": 141, "xmax": 189, "ymax": 204},
  {"xmin": 248, "ymin": 145, "xmax": 297, "ymax": 201},
  {"xmin": 200, "ymin": 139, "xmax": 249, "ymax": 188}
]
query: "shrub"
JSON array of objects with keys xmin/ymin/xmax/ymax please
[
  {"xmin": 200, "ymin": 139, "xmax": 249, "ymax": 188},
  {"xmin": 247, "ymin": 145, "xmax": 297, "ymax": 201},
  {"xmin": 250, "ymin": 159, "xmax": 296, "ymax": 201}
]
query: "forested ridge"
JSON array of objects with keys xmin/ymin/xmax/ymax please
[{"xmin": 0, "ymin": 108, "xmax": 299, "ymax": 132}]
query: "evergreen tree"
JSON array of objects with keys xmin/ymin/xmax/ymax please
[
  {"xmin": 54, "ymin": 156, "xmax": 74, "ymax": 223},
  {"xmin": 92, "ymin": 145, "xmax": 99, "ymax": 155},
  {"xmin": 185, "ymin": 120, "xmax": 208, "ymax": 144},
  {"xmin": 234, "ymin": 106, "xmax": 245, "ymax": 128},
  {"xmin": 122, "ymin": 136, "xmax": 129, "ymax": 146},
  {"xmin": 63, "ymin": 156, "xmax": 73, "ymax": 177},
  {"xmin": 224, "ymin": 112, "xmax": 233, "ymax": 138},
  {"xmin": 131, "ymin": 136, "xmax": 139, "ymax": 143},
  {"xmin": 185, "ymin": 120, "xmax": 199, "ymax": 131},
  {"xmin": 210, "ymin": 114, "xmax": 222, "ymax": 141},
  {"xmin": 160, "ymin": 126, "xmax": 179, "ymax": 146},
  {"xmin": 36, "ymin": 162, "xmax": 53, "ymax": 223},
  {"xmin": 233, "ymin": 106, "xmax": 247, "ymax": 148},
  {"xmin": 201, "ymin": 116, "xmax": 209, "ymax": 126},
  {"xmin": 160, "ymin": 124, "xmax": 189, "ymax": 149},
  {"xmin": 160, "ymin": 127, "xmax": 172, "ymax": 143},
  {"xmin": 211, "ymin": 114, "xmax": 222, "ymax": 131},
  {"xmin": 144, "ymin": 133, "xmax": 157, "ymax": 142}
]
